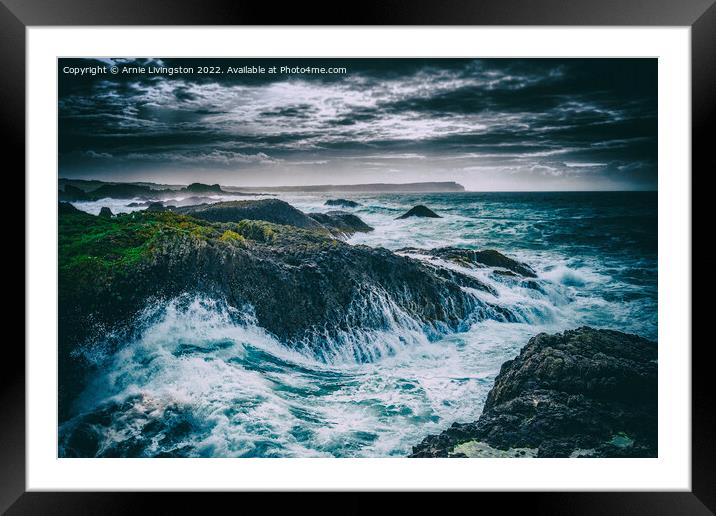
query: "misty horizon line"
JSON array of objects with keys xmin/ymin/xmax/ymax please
[{"xmin": 58, "ymin": 176, "xmax": 656, "ymax": 193}]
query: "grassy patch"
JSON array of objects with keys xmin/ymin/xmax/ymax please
[
  {"xmin": 233, "ymin": 219, "xmax": 278, "ymax": 242},
  {"xmin": 59, "ymin": 210, "xmax": 219, "ymax": 282},
  {"xmin": 58, "ymin": 208, "xmax": 338, "ymax": 297},
  {"xmin": 219, "ymin": 229, "xmax": 247, "ymax": 244}
]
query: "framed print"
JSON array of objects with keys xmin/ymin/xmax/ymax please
[{"xmin": 6, "ymin": 0, "xmax": 715, "ymax": 512}]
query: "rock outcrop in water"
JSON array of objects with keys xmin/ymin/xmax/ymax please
[
  {"xmin": 182, "ymin": 182, "xmax": 223, "ymax": 194},
  {"xmin": 396, "ymin": 205, "xmax": 441, "ymax": 219},
  {"xmin": 410, "ymin": 327, "xmax": 657, "ymax": 458},
  {"xmin": 398, "ymin": 247, "xmax": 537, "ymax": 278},
  {"xmin": 308, "ymin": 211, "xmax": 374, "ymax": 236},
  {"xmin": 98, "ymin": 207, "xmax": 113, "ymax": 218},
  {"xmin": 59, "ymin": 201, "xmax": 81, "ymax": 214},
  {"xmin": 59, "ymin": 204, "xmax": 510, "ymax": 421},
  {"xmin": 145, "ymin": 202, "xmax": 168, "ymax": 212},
  {"xmin": 325, "ymin": 199, "xmax": 361, "ymax": 208}
]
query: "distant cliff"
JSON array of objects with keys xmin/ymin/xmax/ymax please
[
  {"xmin": 227, "ymin": 182, "xmax": 466, "ymax": 193},
  {"xmin": 58, "ymin": 179, "xmax": 467, "ymax": 199}
]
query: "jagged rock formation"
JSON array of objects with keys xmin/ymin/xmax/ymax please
[
  {"xmin": 58, "ymin": 205, "xmax": 512, "ymax": 421},
  {"xmin": 398, "ymin": 247, "xmax": 537, "ymax": 278},
  {"xmin": 308, "ymin": 211, "xmax": 374, "ymax": 236},
  {"xmin": 410, "ymin": 327, "xmax": 657, "ymax": 458}
]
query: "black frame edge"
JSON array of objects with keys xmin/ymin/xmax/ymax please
[
  {"xmin": 1, "ymin": 0, "xmax": 715, "ymax": 26},
  {"xmin": 7, "ymin": 0, "xmax": 716, "ymax": 513},
  {"xmin": 691, "ymin": 0, "xmax": 716, "ymax": 512},
  {"xmin": 1, "ymin": 0, "xmax": 26, "ymax": 514}
]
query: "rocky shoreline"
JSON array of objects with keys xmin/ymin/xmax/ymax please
[
  {"xmin": 410, "ymin": 327, "xmax": 657, "ymax": 458},
  {"xmin": 59, "ymin": 198, "xmax": 658, "ymax": 458},
  {"xmin": 58, "ymin": 199, "xmax": 520, "ymax": 420}
]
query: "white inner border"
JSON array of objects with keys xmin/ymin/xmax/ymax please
[{"xmin": 27, "ymin": 27, "xmax": 691, "ymax": 491}]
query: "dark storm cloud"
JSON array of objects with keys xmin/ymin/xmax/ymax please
[{"xmin": 58, "ymin": 58, "xmax": 657, "ymax": 190}]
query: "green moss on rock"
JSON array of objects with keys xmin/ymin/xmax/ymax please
[
  {"xmin": 59, "ymin": 210, "xmax": 223, "ymax": 295},
  {"xmin": 219, "ymin": 230, "xmax": 246, "ymax": 244}
]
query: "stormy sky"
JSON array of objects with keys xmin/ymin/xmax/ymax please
[{"xmin": 58, "ymin": 58, "xmax": 657, "ymax": 190}]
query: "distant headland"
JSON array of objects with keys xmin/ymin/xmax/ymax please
[
  {"xmin": 58, "ymin": 179, "xmax": 466, "ymax": 198},
  {"xmin": 230, "ymin": 182, "xmax": 465, "ymax": 193}
]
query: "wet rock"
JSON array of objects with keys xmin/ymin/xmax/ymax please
[
  {"xmin": 98, "ymin": 207, "xmax": 113, "ymax": 218},
  {"xmin": 410, "ymin": 327, "xmax": 657, "ymax": 458},
  {"xmin": 396, "ymin": 205, "xmax": 441, "ymax": 219},
  {"xmin": 309, "ymin": 211, "xmax": 373, "ymax": 236},
  {"xmin": 58, "ymin": 202, "xmax": 517, "ymax": 423},
  {"xmin": 145, "ymin": 202, "xmax": 167, "ymax": 212},
  {"xmin": 59, "ymin": 201, "xmax": 81, "ymax": 214},
  {"xmin": 325, "ymin": 199, "xmax": 361, "ymax": 208},
  {"xmin": 59, "ymin": 184, "xmax": 90, "ymax": 202},
  {"xmin": 398, "ymin": 247, "xmax": 537, "ymax": 278},
  {"xmin": 58, "ymin": 204, "xmax": 509, "ymax": 377}
]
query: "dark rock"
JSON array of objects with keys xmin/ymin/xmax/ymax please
[
  {"xmin": 325, "ymin": 199, "xmax": 361, "ymax": 208},
  {"xmin": 308, "ymin": 211, "xmax": 374, "ymax": 236},
  {"xmin": 521, "ymin": 279, "xmax": 544, "ymax": 292},
  {"xmin": 58, "ymin": 206, "xmax": 516, "ymax": 422},
  {"xmin": 59, "ymin": 184, "xmax": 90, "ymax": 202},
  {"xmin": 470, "ymin": 250, "xmax": 536, "ymax": 277},
  {"xmin": 176, "ymin": 199, "xmax": 325, "ymax": 230},
  {"xmin": 59, "ymin": 214, "xmax": 501, "ymax": 352},
  {"xmin": 182, "ymin": 182, "xmax": 223, "ymax": 194},
  {"xmin": 492, "ymin": 270, "xmax": 518, "ymax": 278},
  {"xmin": 145, "ymin": 202, "xmax": 167, "ymax": 212},
  {"xmin": 427, "ymin": 263, "xmax": 499, "ymax": 296},
  {"xmin": 396, "ymin": 205, "xmax": 441, "ymax": 219},
  {"xmin": 98, "ymin": 207, "xmax": 113, "ymax": 218},
  {"xmin": 59, "ymin": 202, "xmax": 81, "ymax": 214},
  {"xmin": 410, "ymin": 327, "xmax": 657, "ymax": 458},
  {"xmin": 398, "ymin": 247, "xmax": 537, "ymax": 278}
]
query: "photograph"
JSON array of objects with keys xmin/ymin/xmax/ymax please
[{"xmin": 57, "ymin": 57, "xmax": 658, "ymax": 459}]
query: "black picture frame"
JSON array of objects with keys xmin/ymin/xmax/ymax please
[{"xmin": 4, "ymin": 0, "xmax": 714, "ymax": 512}]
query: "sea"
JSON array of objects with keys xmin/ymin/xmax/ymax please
[{"xmin": 59, "ymin": 191, "xmax": 658, "ymax": 457}]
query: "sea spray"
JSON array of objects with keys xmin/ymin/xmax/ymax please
[{"xmin": 59, "ymin": 292, "xmax": 543, "ymax": 458}]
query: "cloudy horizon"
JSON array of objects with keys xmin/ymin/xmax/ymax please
[{"xmin": 58, "ymin": 58, "xmax": 657, "ymax": 191}]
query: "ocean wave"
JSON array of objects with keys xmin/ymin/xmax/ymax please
[
  {"xmin": 540, "ymin": 263, "xmax": 607, "ymax": 287},
  {"xmin": 59, "ymin": 292, "xmax": 547, "ymax": 458}
]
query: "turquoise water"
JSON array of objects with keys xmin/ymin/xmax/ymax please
[{"xmin": 60, "ymin": 191, "xmax": 657, "ymax": 457}]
